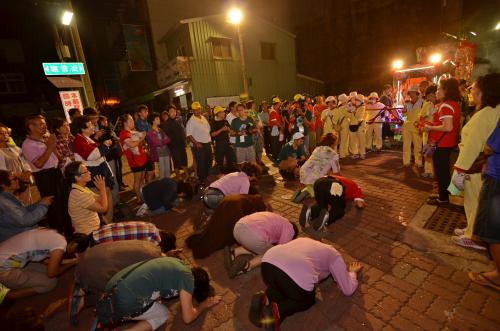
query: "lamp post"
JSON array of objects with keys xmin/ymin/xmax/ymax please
[
  {"xmin": 227, "ymin": 8, "xmax": 249, "ymax": 96},
  {"xmin": 60, "ymin": 3, "xmax": 95, "ymax": 108}
]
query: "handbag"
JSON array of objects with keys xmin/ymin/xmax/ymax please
[
  {"xmin": 349, "ymin": 120, "xmax": 363, "ymax": 132},
  {"xmin": 421, "ymin": 132, "xmax": 446, "ymax": 158}
]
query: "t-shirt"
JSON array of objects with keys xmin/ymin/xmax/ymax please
[
  {"xmin": 485, "ymin": 120, "xmax": 500, "ymax": 181},
  {"xmin": 230, "ymin": 117, "xmax": 255, "ymax": 148},
  {"xmin": 119, "ymin": 130, "xmax": 148, "ymax": 168},
  {"xmin": 226, "ymin": 112, "xmax": 238, "ymax": 144},
  {"xmin": 209, "ymin": 171, "xmax": 250, "ymax": 195},
  {"xmin": 0, "ymin": 228, "xmax": 66, "ymax": 269},
  {"xmin": 135, "ymin": 119, "xmax": 150, "ymax": 133},
  {"xmin": 262, "ymin": 237, "xmax": 358, "ymax": 293},
  {"xmin": 68, "ymin": 183, "xmax": 101, "ymax": 235},
  {"xmin": 314, "ymin": 104, "xmax": 327, "ymax": 129},
  {"xmin": 278, "ymin": 142, "xmax": 305, "ymax": 162},
  {"xmin": 236, "ymin": 212, "xmax": 294, "ymax": 244},
  {"xmin": 429, "ymin": 101, "xmax": 461, "ymax": 148},
  {"xmin": 75, "ymin": 240, "xmax": 161, "ymax": 304},
  {"xmin": 210, "ymin": 119, "xmax": 230, "ymax": 143},
  {"xmin": 161, "ymin": 118, "xmax": 185, "ymax": 149},
  {"xmin": 290, "ymin": 108, "xmax": 311, "ymax": 135},
  {"xmin": 268, "ymin": 109, "xmax": 283, "ymax": 129},
  {"xmin": 21, "ymin": 137, "xmax": 58, "ymax": 172},
  {"xmin": 333, "ymin": 175, "xmax": 364, "ymax": 200},
  {"xmin": 185, "ymin": 115, "xmax": 211, "ymax": 144},
  {"xmin": 105, "ymin": 257, "xmax": 194, "ymax": 318}
]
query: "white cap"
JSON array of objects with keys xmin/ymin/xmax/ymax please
[
  {"xmin": 349, "ymin": 91, "xmax": 358, "ymax": 99},
  {"xmin": 325, "ymin": 96, "xmax": 336, "ymax": 103},
  {"xmin": 292, "ymin": 132, "xmax": 305, "ymax": 140},
  {"xmin": 354, "ymin": 94, "xmax": 365, "ymax": 103},
  {"xmin": 338, "ymin": 93, "xmax": 349, "ymax": 104},
  {"xmin": 368, "ymin": 92, "xmax": 379, "ymax": 100}
]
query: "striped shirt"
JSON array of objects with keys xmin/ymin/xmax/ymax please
[
  {"xmin": 92, "ymin": 221, "xmax": 161, "ymax": 246},
  {"xmin": 68, "ymin": 183, "xmax": 101, "ymax": 235}
]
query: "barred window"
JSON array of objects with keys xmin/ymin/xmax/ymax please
[{"xmin": 212, "ymin": 38, "xmax": 232, "ymax": 59}]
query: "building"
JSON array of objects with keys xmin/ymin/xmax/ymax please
[{"xmin": 155, "ymin": 13, "xmax": 305, "ymax": 109}]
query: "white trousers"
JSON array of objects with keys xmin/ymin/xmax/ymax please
[
  {"xmin": 349, "ymin": 128, "xmax": 366, "ymax": 156},
  {"xmin": 365, "ymin": 123, "xmax": 383, "ymax": 150},
  {"xmin": 158, "ymin": 156, "xmax": 171, "ymax": 178}
]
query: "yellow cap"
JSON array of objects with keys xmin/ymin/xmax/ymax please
[
  {"xmin": 272, "ymin": 97, "xmax": 281, "ymax": 104},
  {"xmin": 293, "ymin": 94, "xmax": 303, "ymax": 102},
  {"xmin": 213, "ymin": 105, "xmax": 226, "ymax": 115},
  {"xmin": 191, "ymin": 101, "xmax": 201, "ymax": 110}
]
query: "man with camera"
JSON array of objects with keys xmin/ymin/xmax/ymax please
[
  {"xmin": 230, "ymin": 103, "xmax": 258, "ymax": 164},
  {"xmin": 290, "ymin": 94, "xmax": 313, "ymax": 153}
]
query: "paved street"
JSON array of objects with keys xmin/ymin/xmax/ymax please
[{"xmin": 6, "ymin": 150, "xmax": 500, "ymax": 331}]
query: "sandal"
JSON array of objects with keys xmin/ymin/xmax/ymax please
[
  {"xmin": 223, "ymin": 246, "xmax": 235, "ymax": 272},
  {"xmin": 468, "ymin": 272, "xmax": 500, "ymax": 291},
  {"xmin": 228, "ymin": 254, "xmax": 253, "ymax": 279}
]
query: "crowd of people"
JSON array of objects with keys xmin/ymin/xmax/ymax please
[{"xmin": 0, "ymin": 72, "xmax": 499, "ymax": 330}]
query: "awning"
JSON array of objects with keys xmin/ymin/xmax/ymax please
[{"xmin": 47, "ymin": 76, "xmax": 84, "ymax": 88}]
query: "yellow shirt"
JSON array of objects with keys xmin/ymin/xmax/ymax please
[
  {"xmin": 346, "ymin": 106, "xmax": 366, "ymax": 127},
  {"xmin": 455, "ymin": 105, "xmax": 500, "ymax": 171},
  {"xmin": 68, "ymin": 183, "xmax": 100, "ymax": 235},
  {"xmin": 403, "ymin": 97, "xmax": 423, "ymax": 131},
  {"xmin": 420, "ymin": 100, "xmax": 436, "ymax": 120}
]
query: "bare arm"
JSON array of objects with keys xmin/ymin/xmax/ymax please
[
  {"xmin": 46, "ymin": 249, "xmax": 78, "ymax": 278},
  {"xmin": 179, "ymin": 290, "xmax": 221, "ymax": 324},
  {"xmin": 86, "ymin": 175, "xmax": 108, "ymax": 213},
  {"xmin": 32, "ymin": 135, "xmax": 57, "ymax": 169},
  {"xmin": 426, "ymin": 117, "xmax": 453, "ymax": 132}
]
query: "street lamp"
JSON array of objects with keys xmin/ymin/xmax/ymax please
[
  {"xmin": 392, "ymin": 59, "xmax": 403, "ymax": 70},
  {"xmin": 61, "ymin": 11, "xmax": 73, "ymax": 26},
  {"xmin": 495, "ymin": 22, "xmax": 500, "ymax": 30},
  {"xmin": 429, "ymin": 53, "xmax": 442, "ymax": 64},
  {"xmin": 227, "ymin": 8, "xmax": 249, "ymax": 96}
]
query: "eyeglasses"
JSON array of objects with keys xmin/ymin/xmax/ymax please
[{"xmin": 78, "ymin": 170, "xmax": 90, "ymax": 176}]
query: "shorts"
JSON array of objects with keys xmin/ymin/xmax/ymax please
[
  {"xmin": 0, "ymin": 263, "xmax": 57, "ymax": 293},
  {"xmin": 131, "ymin": 161, "xmax": 154, "ymax": 173},
  {"xmin": 131, "ymin": 301, "xmax": 168, "ymax": 330},
  {"xmin": 236, "ymin": 146, "xmax": 256, "ymax": 163},
  {"xmin": 233, "ymin": 222, "xmax": 273, "ymax": 255}
]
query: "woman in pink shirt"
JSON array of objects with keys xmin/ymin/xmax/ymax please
[
  {"xmin": 250, "ymin": 238, "xmax": 362, "ymax": 329},
  {"xmin": 224, "ymin": 212, "xmax": 298, "ymax": 278}
]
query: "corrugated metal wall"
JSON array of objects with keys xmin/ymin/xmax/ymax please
[
  {"xmin": 188, "ymin": 20, "xmax": 243, "ymax": 106},
  {"xmin": 186, "ymin": 17, "xmax": 298, "ymax": 107}
]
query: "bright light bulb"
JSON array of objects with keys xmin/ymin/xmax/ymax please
[
  {"xmin": 429, "ymin": 53, "xmax": 442, "ymax": 64},
  {"xmin": 469, "ymin": 31, "xmax": 477, "ymax": 36},
  {"xmin": 496, "ymin": 22, "xmax": 500, "ymax": 30},
  {"xmin": 227, "ymin": 8, "xmax": 243, "ymax": 25},
  {"xmin": 62, "ymin": 11, "xmax": 73, "ymax": 26},
  {"xmin": 392, "ymin": 59, "xmax": 403, "ymax": 70}
]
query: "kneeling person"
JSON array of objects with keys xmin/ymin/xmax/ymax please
[
  {"xmin": 96, "ymin": 257, "xmax": 221, "ymax": 330},
  {"xmin": 250, "ymin": 237, "xmax": 361, "ymax": 329},
  {"xmin": 277, "ymin": 133, "xmax": 307, "ymax": 180},
  {"xmin": 225, "ymin": 212, "xmax": 298, "ymax": 278},
  {"xmin": 0, "ymin": 228, "xmax": 78, "ymax": 300}
]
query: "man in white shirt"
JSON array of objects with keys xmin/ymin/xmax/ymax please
[
  {"xmin": 0, "ymin": 228, "xmax": 78, "ymax": 300},
  {"xmin": 226, "ymin": 101, "xmax": 239, "ymax": 145},
  {"xmin": 186, "ymin": 101, "xmax": 213, "ymax": 183}
]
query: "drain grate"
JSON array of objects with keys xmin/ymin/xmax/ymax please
[{"xmin": 424, "ymin": 204, "xmax": 467, "ymax": 235}]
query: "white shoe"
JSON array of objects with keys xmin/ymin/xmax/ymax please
[
  {"xmin": 453, "ymin": 228, "xmax": 465, "ymax": 236},
  {"xmin": 451, "ymin": 235, "xmax": 486, "ymax": 250}
]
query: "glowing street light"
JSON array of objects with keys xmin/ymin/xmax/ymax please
[
  {"xmin": 496, "ymin": 22, "xmax": 500, "ymax": 30},
  {"xmin": 469, "ymin": 31, "xmax": 477, "ymax": 36},
  {"xmin": 61, "ymin": 11, "xmax": 74, "ymax": 26},
  {"xmin": 227, "ymin": 8, "xmax": 248, "ymax": 95},
  {"xmin": 227, "ymin": 8, "xmax": 243, "ymax": 25},
  {"xmin": 429, "ymin": 53, "xmax": 443, "ymax": 64},
  {"xmin": 392, "ymin": 59, "xmax": 403, "ymax": 70}
]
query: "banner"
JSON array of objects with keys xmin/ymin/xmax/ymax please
[
  {"xmin": 59, "ymin": 90, "xmax": 82, "ymax": 122},
  {"xmin": 123, "ymin": 24, "xmax": 153, "ymax": 72}
]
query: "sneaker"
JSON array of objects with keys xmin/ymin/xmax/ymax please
[
  {"xmin": 451, "ymin": 235, "xmax": 486, "ymax": 250},
  {"xmin": 360, "ymin": 155, "xmax": 366, "ymax": 160},
  {"xmin": 249, "ymin": 291, "xmax": 267, "ymax": 328},
  {"xmin": 299, "ymin": 204, "xmax": 312, "ymax": 228},
  {"xmin": 262, "ymin": 302, "xmax": 281, "ymax": 331},
  {"xmin": 0, "ymin": 283, "xmax": 10, "ymax": 304},
  {"xmin": 312, "ymin": 208, "xmax": 329, "ymax": 231},
  {"xmin": 351, "ymin": 154, "xmax": 360, "ymax": 159},
  {"xmin": 453, "ymin": 228, "xmax": 466, "ymax": 236}
]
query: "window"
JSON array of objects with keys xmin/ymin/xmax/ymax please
[
  {"xmin": 0, "ymin": 73, "xmax": 26, "ymax": 95},
  {"xmin": 212, "ymin": 38, "xmax": 232, "ymax": 59},
  {"xmin": 260, "ymin": 42, "xmax": 276, "ymax": 60}
]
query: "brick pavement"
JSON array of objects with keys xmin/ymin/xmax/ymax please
[{"xmin": 5, "ymin": 151, "xmax": 500, "ymax": 331}]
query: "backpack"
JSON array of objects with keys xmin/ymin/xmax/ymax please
[{"xmin": 93, "ymin": 260, "xmax": 148, "ymax": 330}]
